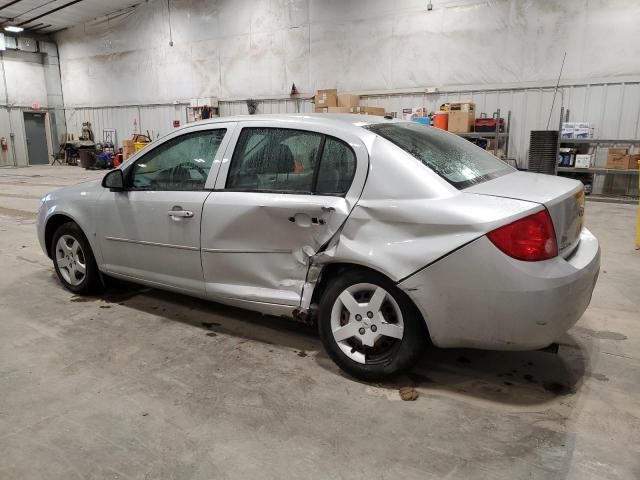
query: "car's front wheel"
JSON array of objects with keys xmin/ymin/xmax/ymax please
[
  {"xmin": 52, "ymin": 222, "xmax": 102, "ymax": 295},
  {"xmin": 317, "ymin": 269, "xmax": 426, "ymax": 381}
]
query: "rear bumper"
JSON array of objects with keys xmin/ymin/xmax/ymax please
[{"xmin": 399, "ymin": 228, "xmax": 600, "ymax": 350}]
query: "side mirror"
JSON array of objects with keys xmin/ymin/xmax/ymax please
[{"xmin": 102, "ymin": 169, "xmax": 125, "ymax": 191}]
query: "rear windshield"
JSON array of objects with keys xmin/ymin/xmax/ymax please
[{"xmin": 366, "ymin": 122, "xmax": 513, "ymax": 189}]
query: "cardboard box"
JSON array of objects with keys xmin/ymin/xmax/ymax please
[
  {"xmin": 609, "ymin": 147, "xmax": 629, "ymax": 155},
  {"xmin": 402, "ymin": 107, "xmax": 426, "ymax": 121},
  {"xmin": 574, "ymin": 127, "xmax": 593, "ymax": 139},
  {"xmin": 447, "ymin": 102, "xmax": 475, "ymax": 133},
  {"xmin": 574, "ymin": 154, "xmax": 592, "ymax": 168},
  {"xmin": 315, "ymin": 107, "xmax": 327, "ymax": 113},
  {"xmin": 337, "ymin": 94, "xmax": 360, "ymax": 108},
  {"xmin": 314, "ymin": 89, "xmax": 337, "ymax": 108},
  {"xmin": 327, "ymin": 106, "xmax": 350, "ymax": 113},
  {"xmin": 561, "ymin": 129, "xmax": 575, "ymax": 139},
  {"xmin": 627, "ymin": 154, "xmax": 640, "ymax": 169},
  {"xmin": 348, "ymin": 106, "xmax": 385, "ymax": 116},
  {"xmin": 607, "ymin": 154, "xmax": 629, "ymax": 169}
]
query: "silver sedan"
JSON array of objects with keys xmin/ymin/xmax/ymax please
[{"xmin": 37, "ymin": 114, "xmax": 600, "ymax": 380}]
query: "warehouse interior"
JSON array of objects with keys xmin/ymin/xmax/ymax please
[{"xmin": 1, "ymin": 0, "xmax": 639, "ymax": 478}]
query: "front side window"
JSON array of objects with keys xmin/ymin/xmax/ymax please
[
  {"xmin": 366, "ymin": 122, "xmax": 513, "ymax": 189},
  {"xmin": 130, "ymin": 129, "xmax": 226, "ymax": 191},
  {"xmin": 226, "ymin": 127, "xmax": 356, "ymax": 195}
]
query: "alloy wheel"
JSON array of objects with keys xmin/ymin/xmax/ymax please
[
  {"xmin": 55, "ymin": 235, "xmax": 87, "ymax": 286},
  {"xmin": 330, "ymin": 283, "xmax": 404, "ymax": 364}
]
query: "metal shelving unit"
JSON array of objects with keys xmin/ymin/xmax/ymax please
[
  {"xmin": 557, "ymin": 166, "xmax": 639, "ymax": 175},
  {"xmin": 559, "ymin": 139, "xmax": 640, "ymax": 145},
  {"xmin": 456, "ymin": 109, "xmax": 511, "ymax": 160},
  {"xmin": 556, "ymin": 135, "xmax": 640, "ymax": 201}
]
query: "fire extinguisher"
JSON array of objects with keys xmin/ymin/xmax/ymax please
[{"xmin": 0, "ymin": 137, "xmax": 7, "ymax": 151}]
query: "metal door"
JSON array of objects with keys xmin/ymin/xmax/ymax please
[
  {"xmin": 201, "ymin": 120, "xmax": 369, "ymax": 308},
  {"xmin": 23, "ymin": 112, "xmax": 49, "ymax": 165},
  {"xmin": 96, "ymin": 124, "xmax": 235, "ymax": 295}
]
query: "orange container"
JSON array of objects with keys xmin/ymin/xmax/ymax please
[{"xmin": 433, "ymin": 111, "xmax": 449, "ymax": 130}]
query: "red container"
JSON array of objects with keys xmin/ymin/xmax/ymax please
[
  {"xmin": 433, "ymin": 112, "xmax": 448, "ymax": 130},
  {"xmin": 475, "ymin": 113, "xmax": 505, "ymax": 132}
]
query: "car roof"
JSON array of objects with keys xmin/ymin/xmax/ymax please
[{"xmin": 186, "ymin": 113, "xmax": 403, "ymax": 130}]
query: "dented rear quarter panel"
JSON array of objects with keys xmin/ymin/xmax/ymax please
[{"xmin": 322, "ymin": 136, "xmax": 540, "ymax": 282}]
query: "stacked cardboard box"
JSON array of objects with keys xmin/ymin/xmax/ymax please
[
  {"xmin": 123, "ymin": 139, "xmax": 136, "ymax": 160},
  {"xmin": 561, "ymin": 122, "xmax": 595, "ymax": 139},
  {"xmin": 447, "ymin": 101, "xmax": 475, "ymax": 133},
  {"xmin": 606, "ymin": 148, "xmax": 639, "ymax": 169},
  {"xmin": 338, "ymin": 95, "xmax": 360, "ymax": 108},
  {"xmin": 314, "ymin": 89, "xmax": 338, "ymax": 111},
  {"xmin": 349, "ymin": 106, "xmax": 385, "ymax": 116},
  {"xmin": 313, "ymin": 90, "xmax": 387, "ymax": 116}
]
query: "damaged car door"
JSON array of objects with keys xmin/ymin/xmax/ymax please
[{"xmin": 201, "ymin": 122, "xmax": 368, "ymax": 310}]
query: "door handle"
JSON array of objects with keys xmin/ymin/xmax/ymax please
[
  {"xmin": 289, "ymin": 214, "xmax": 325, "ymax": 226},
  {"xmin": 321, "ymin": 206, "xmax": 335, "ymax": 213},
  {"xmin": 168, "ymin": 210, "xmax": 194, "ymax": 218}
]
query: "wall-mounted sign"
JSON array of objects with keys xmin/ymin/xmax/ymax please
[
  {"xmin": 31, "ymin": 103, "xmax": 41, "ymax": 110},
  {"xmin": 173, "ymin": 120, "xmax": 181, "ymax": 128}
]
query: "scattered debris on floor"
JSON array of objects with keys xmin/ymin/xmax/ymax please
[{"xmin": 399, "ymin": 386, "xmax": 419, "ymax": 401}]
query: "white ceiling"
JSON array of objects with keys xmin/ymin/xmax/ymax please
[{"xmin": 0, "ymin": 0, "xmax": 141, "ymax": 35}]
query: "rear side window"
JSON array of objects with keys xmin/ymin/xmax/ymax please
[
  {"xmin": 315, "ymin": 138, "xmax": 356, "ymax": 195},
  {"xmin": 226, "ymin": 128, "xmax": 321, "ymax": 192},
  {"xmin": 367, "ymin": 122, "xmax": 513, "ymax": 189},
  {"xmin": 226, "ymin": 127, "xmax": 356, "ymax": 195}
]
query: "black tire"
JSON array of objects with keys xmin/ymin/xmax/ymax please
[
  {"xmin": 317, "ymin": 269, "xmax": 427, "ymax": 381},
  {"xmin": 51, "ymin": 222, "xmax": 102, "ymax": 295}
]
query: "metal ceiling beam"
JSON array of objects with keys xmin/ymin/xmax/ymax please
[
  {"xmin": 28, "ymin": 23, "xmax": 52, "ymax": 32},
  {"xmin": 17, "ymin": 0, "xmax": 86, "ymax": 26},
  {"xmin": 46, "ymin": 26, "xmax": 66, "ymax": 35},
  {"xmin": 0, "ymin": 0, "xmax": 26, "ymax": 13}
]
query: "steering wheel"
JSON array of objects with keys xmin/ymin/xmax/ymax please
[{"xmin": 170, "ymin": 162, "xmax": 207, "ymax": 187}]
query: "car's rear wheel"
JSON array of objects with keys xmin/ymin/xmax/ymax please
[
  {"xmin": 52, "ymin": 222, "xmax": 102, "ymax": 295},
  {"xmin": 317, "ymin": 269, "xmax": 426, "ymax": 381}
]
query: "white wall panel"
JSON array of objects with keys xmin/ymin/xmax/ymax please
[{"xmin": 56, "ymin": 0, "xmax": 640, "ymax": 107}]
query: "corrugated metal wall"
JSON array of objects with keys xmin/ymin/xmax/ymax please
[
  {"xmin": 219, "ymin": 99, "xmax": 314, "ymax": 117},
  {"xmin": 0, "ymin": 108, "xmax": 30, "ymax": 167},
  {"xmin": 64, "ymin": 103, "xmax": 188, "ymax": 145},
  {"xmin": 218, "ymin": 80, "xmax": 640, "ymax": 171}
]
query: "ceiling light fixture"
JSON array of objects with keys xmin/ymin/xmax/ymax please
[{"xmin": 4, "ymin": 26, "xmax": 24, "ymax": 33}]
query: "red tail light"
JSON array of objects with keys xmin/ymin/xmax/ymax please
[{"xmin": 487, "ymin": 210, "xmax": 558, "ymax": 261}]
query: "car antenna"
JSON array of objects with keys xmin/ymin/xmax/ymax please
[{"xmin": 546, "ymin": 51, "xmax": 566, "ymax": 130}]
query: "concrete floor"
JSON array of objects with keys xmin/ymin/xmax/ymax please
[{"xmin": 1, "ymin": 165, "xmax": 639, "ymax": 480}]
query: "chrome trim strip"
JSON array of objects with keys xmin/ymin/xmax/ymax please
[
  {"xmin": 105, "ymin": 236, "xmax": 198, "ymax": 251},
  {"xmin": 202, "ymin": 248, "xmax": 292, "ymax": 254}
]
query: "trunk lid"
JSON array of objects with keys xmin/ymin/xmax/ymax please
[{"xmin": 465, "ymin": 171, "xmax": 585, "ymax": 257}]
